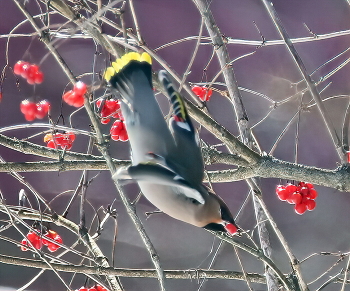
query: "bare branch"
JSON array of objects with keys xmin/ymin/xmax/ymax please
[{"xmin": 261, "ymin": 0, "xmax": 343, "ymax": 163}]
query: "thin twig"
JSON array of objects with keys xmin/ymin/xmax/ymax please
[{"xmin": 261, "ymin": 0, "xmax": 343, "ymax": 164}]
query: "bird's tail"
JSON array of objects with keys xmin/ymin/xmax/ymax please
[{"xmin": 104, "ymin": 52, "xmax": 153, "ymax": 104}]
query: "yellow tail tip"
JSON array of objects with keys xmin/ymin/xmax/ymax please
[
  {"xmin": 104, "ymin": 67, "xmax": 115, "ymax": 81},
  {"xmin": 140, "ymin": 52, "xmax": 152, "ymax": 64},
  {"xmin": 104, "ymin": 52, "xmax": 152, "ymax": 82}
]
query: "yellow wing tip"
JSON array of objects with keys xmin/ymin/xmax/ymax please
[{"xmin": 104, "ymin": 52, "xmax": 152, "ymax": 82}]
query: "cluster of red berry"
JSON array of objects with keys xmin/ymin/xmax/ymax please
[
  {"xmin": 276, "ymin": 182, "xmax": 318, "ymax": 214},
  {"xmin": 14, "ymin": 61, "xmax": 44, "ymax": 84},
  {"xmin": 21, "ymin": 230, "xmax": 62, "ymax": 252},
  {"xmin": 76, "ymin": 285, "xmax": 108, "ymax": 291},
  {"xmin": 96, "ymin": 98, "xmax": 121, "ymax": 124},
  {"xmin": 191, "ymin": 86, "xmax": 213, "ymax": 101},
  {"xmin": 110, "ymin": 120, "xmax": 128, "ymax": 141},
  {"xmin": 95, "ymin": 98, "xmax": 128, "ymax": 141},
  {"xmin": 63, "ymin": 81, "xmax": 87, "ymax": 107},
  {"xmin": 20, "ymin": 99, "xmax": 50, "ymax": 121},
  {"xmin": 44, "ymin": 132, "xmax": 76, "ymax": 150}
]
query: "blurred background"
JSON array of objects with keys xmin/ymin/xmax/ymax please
[{"xmin": 1, "ymin": 0, "xmax": 350, "ymax": 290}]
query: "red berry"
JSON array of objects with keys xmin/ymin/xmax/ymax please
[
  {"xmin": 14, "ymin": 61, "xmax": 23, "ymax": 75},
  {"xmin": 47, "ymin": 243, "xmax": 60, "ymax": 252},
  {"xmin": 286, "ymin": 197, "xmax": 295, "ymax": 204},
  {"xmin": 63, "ymin": 90, "xmax": 84, "ymax": 107},
  {"xmin": 306, "ymin": 199, "xmax": 316, "ymax": 211},
  {"xmin": 201, "ymin": 87, "xmax": 213, "ymax": 101},
  {"xmin": 47, "ymin": 140, "xmax": 56, "ymax": 149},
  {"xmin": 27, "ymin": 64, "xmax": 39, "ymax": 79},
  {"xmin": 89, "ymin": 288, "xmax": 97, "ymax": 291},
  {"xmin": 98, "ymin": 99, "xmax": 120, "ymax": 124},
  {"xmin": 47, "ymin": 230, "xmax": 61, "ymax": 241},
  {"xmin": 191, "ymin": 86, "xmax": 213, "ymax": 101},
  {"xmin": 112, "ymin": 111, "xmax": 120, "ymax": 119},
  {"xmin": 24, "ymin": 113, "xmax": 36, "ymax": 121},
  {"xmin": 14, "ymin": 61, "xmax": 28, "ymax": 75},
  {"xmin": 308, "ymin": 188, "xmax": 318, "ymax": 200},
  {"xmin": 298, "ymin": 182, "xmax": 306, "ymax": 187},
  {"xmin": 67, "ymin": 132, "xmax": 76, "ymax": 142},
  {"xmin": 110, "ymin": 120, "xmax": 124, "ymax": 141},
  {"xmin": 79, "ymin": 288, "xmax": 89, "ymax": 291},
  {"xmin": 26, "ymin": 232, "xmax": 41, "ymax": 249},
  {"xmin": 46, "ymin": 133, "xmax": 74, "ymax": 150},
  {"xmin": 290, "ymin": 193, "xmax": 302, "ymax": 205},
  {"xmin": 63, "ymin": 90, "xmax": 75, "ymax": 104},
  {"xmin": 285, "ymin": 184, "xmax": 297, "ymax": 194},
  {"xmin": 305, "ymin": 183, "xmax": 314, "ymax": 189},
  {"xmin": 32, "ymin": 239, "xmax": 42, "ymax": 250},
  {"xmin": 41, "ymin": 237, "xmax": 49, "ymax": 246},
  {"xmin": 34, "ymin": 71, "xmax": 44, "ymax": 84},
  {"xmin": 20, "ymin": 63, "xmax": 31, "ymax": 79},
  {"xmin": 224, "ymin": 223, "xmax": 238, "ymax": 235},
  {"xmin": 20, "ymin": 100, "xmax": 37, "ymax": 121},
  {"xmin": 39, "ymin": 100, "xmax": 50, "ymax": 112},
  {"xmin": 60, "ymin": 139, "xmax": 72, "ymax": 150},
  {"xmin": 295, "ymin": 203, "xmax": 307, "ymax": 215},
  {"xmin": 105, "ymin": 99, "xmax": 120, "ymax": 111},
  {"xmin": 191, "ymin": 86, "xmax": 203, "ymax": 96},
  {"xmin": 35, "ymin": 100, "xmax": 50, "ymax": 119},
  {"xmin": 44, "ymin": 230, "xmax": 62, "ymax": 252},
  {"xmin": 300, "ymin": 187, "xmax": 309, "ymax": 196},
  {"xmin": 101, "ymin": 107, "xmax": 112, "ymax": 118},
  {"xmin": 20, "ymin": 99, "xmax": 36, "ymax": 114},
  {"xmin": 53, "ymin": 133, "xmax": 64, "ymax": 145},
  {"xmin": 26, "ymin": 65, "xmax": 40, "ymax": 85},
  {"xmin": 101, "ymin": 118, "xmax": 111, "ymax": 124},
  {"xmin": 27, "ymin": 76, "xmax": 36, "ymax": 85},
  {"xmin": 276, "ymin": 189, "xmax": 289, "ymax": 201},
  {"xmin": 275, "ymin": 185, "xmax": 285, "ymax": 193},
  {"xmin": 44, "ymin": 133, "xmax": 53, "ymax": 143},
  {"xmin": 54, "ymin": 235, "xmax": 63, "ymax": 245},
  {"xmin": 64, "ymin": 142, "xmax": 73, "ymax": 150},
  {"xmin": 35, "ymin": 107, "xmax": 46, "ymax": 119},
  {"xmin": 73, "ymin": 95, "xmax": 85, "ymax": 107},
  {"xmin": 95, "ymin": 286, "xmax": 108, "ymax": 291},
  {"xmin": 118, "ymin": 129, "xmax": 129, "ymax": 141},
  {"xmin": 74, "ymin": 81, "xmax": 87, "ymax": 95},
  {"xmin": 301, "ymin": 195, "xmax": 309, "ymax": 204},
  {"xmin": 20, "ymin": 239, "xmax": 29, "ymax": 251},
  {"xmin": 26, "ymin": 232, "xmax": 38, "ymax": 242}
]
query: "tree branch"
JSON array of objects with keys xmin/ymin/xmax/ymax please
[
  {"xmin": 0, "ymin": 253, "xmax": 267, "ymax": 282},
  {"xmin": 261, "ymin": 0, "xmax": 343, "ymax": 164}
]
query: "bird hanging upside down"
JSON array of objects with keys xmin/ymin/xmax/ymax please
[{"xmin": 104, "ymin": 52, "xmax": 239, "ymax": 235}]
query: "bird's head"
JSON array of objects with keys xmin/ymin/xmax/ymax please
[{"xmin": 202, "ymin": 189, "xmax": 240, "ymax": 236}]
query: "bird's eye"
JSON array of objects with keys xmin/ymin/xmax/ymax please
[{"xmin": 189, "ymin": 198, "xmax": 200, "ymax": 205}]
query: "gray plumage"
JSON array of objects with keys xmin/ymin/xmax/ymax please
[{"xmin": 106, "ymin": 52, "xmax": 238, "ymax": 234}]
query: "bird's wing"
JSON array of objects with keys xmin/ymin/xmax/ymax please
[
  {"xmin": 113, "ymin": 163, "xmax": 205, "ymax": 204},
  {"xmin": 158, "ymin": 70, "xmax": 204, "ymax": 183}
]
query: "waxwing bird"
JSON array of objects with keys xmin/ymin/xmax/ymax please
[{"xmin": 104, "ymin": 52, "xmax": 238, "ymax": 235}]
